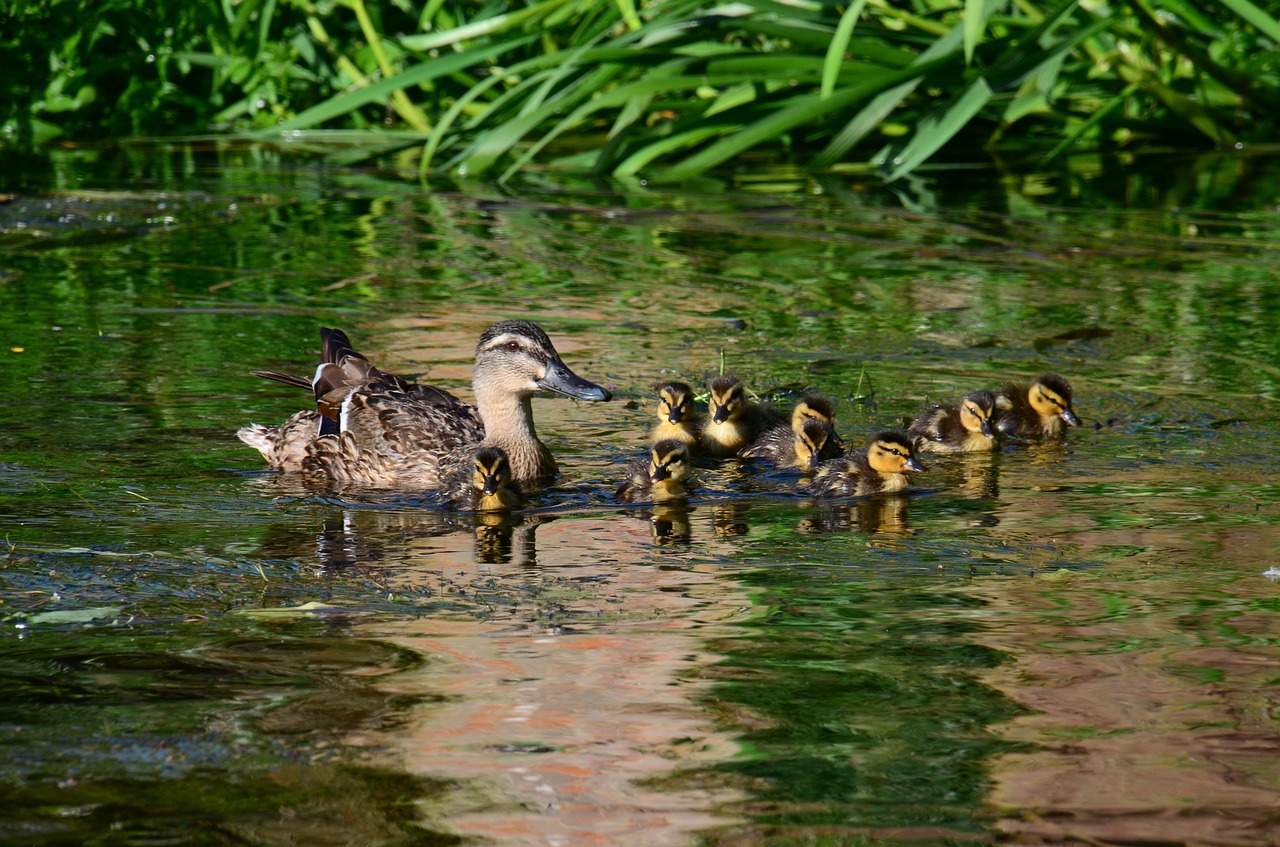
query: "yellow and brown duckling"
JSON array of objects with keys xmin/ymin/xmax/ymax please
[
  {"xmin": 805, "ymin": 429, "xmax": 927, "ymax": 498},
  {"xmin": 699, "ymin": 375, "xmax": 784, "ymax": 458},
  {"xmin": 616, "ymin": 439, "xmax": 694, "ymax": 503},
  {"xmin": 650, "ymin": 381, "xmax": 700, "ymax": 449},
  {"xmin": 238, "ymin": 320, "xmax": 612, "ymax": 490},
  {"xmin": 741, "ymin": 396, "xmax": 844, "ymax": 471},
  {"xmin": 907, "ymin": 389, "xmax": 1001, "ymax": 453},
  {"xmin": 448, "ymin": 446, "xmax": 524, "ymax": 512},
  {"xmin": 994, "ymin": 373, "xmax": 1080, "ymax": 439}
]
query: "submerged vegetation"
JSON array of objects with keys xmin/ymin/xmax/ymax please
[{"xmin": 3, "ymin": 0, "xmax": 1279, "ymax": 180}]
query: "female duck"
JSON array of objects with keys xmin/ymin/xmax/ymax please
[
  {"xmin": 805, "ymin": 430, "xmax": 927, "ymax": 498},
  {"xmin": 908, "ymin": 389, "xmax": 1000, "ymax": 453},
  {"xmin": 616, "ymin": 439, "xmax": 694, "ymax": 503},
  {"xmin": 238, "ymin": 320, "xmax": 612, "ymax": 489},
  {"xmin": 994, "ymin": 373, "xmax": 1080, "ymax": 439},
  {"xmin": 699, "ymin": 375, "xmax": 783, "ymax": 458},
  {"xmin": 650, "ymin": 381, "xmax": 700, "ymax": 448}
]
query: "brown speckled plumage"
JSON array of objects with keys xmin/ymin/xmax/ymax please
[
  {"xmin": 238, "ymin": 321, "xmax": 611, "ymax": 490},
  {"xmin": 806, "ymin": 430, "xmax": 927, "ymax": 498},
  {"xmin": 908, "ymin": 389, "xmax": 1000, "ymax": 453},
  {"xmin": 741, "ymin": 395, "xmax": 844, "ymax": 470},
  {"xmin": 993, "ymin": 373, "xmax": 1080, "ymax": 439}
]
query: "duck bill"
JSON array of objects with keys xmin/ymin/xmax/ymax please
[
  {"xmin": 906, "ymin": 457, "xmax": 928, "ymax": 473},
  {"xmin": 1061, "ymin": 408, "xmax": 1081, "ymax": 427},
  {"xmin": 482, "ymin": 476, "xmax": 500, "ymax": 496},
  {"xmin": 711, "ymin": 405, "xmax": 730, "ymax": 424},
  {"xmin": 649, "ymin": 466, "xmax": 671, "ymax": 484},
  {"xmin": 667, "ymin": 408, "xmax": 684, "ymax": 424},
  {"xmin": 979, "ymin": 418, "xmax": 995, "ymax": 438},
  {"xmin": 538, "ymin": 360, "xmax": 612, "ymax": 401}
]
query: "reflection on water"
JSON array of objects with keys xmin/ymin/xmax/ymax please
[{"xmin": 2, "ymin": 149, "xmax": 1280, "ymax": 845}]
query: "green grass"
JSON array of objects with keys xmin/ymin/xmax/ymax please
[{"xmin": 3, "ymin": 0, "xmax": 1278, "ymax": 181}]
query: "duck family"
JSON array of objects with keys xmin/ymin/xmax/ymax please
[{"xmin": 240, "ymin": 322, "xmax": 1081, "ymax": 513}]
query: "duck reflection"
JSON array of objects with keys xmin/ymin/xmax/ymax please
[
  {"xmin": 797, "ymin": 494, "xmax": 913, "ymax": 537},
  {"xmin": 255, "ymin": 504, "xmax": 553, "ymax": 571}
]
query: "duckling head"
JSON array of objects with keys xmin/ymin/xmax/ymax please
[
  {"xmin": 791, "ymin": 395, "xmax": 837, "ymax": 430},
  {"xmin": 959, "ymin": 389, "xmax": 998, "ymax": 437},
  {"xmin": 866, "ymin": 430, "xmax": 928, "ymax": 475},
  {"xmin": 471, "ymin": 446, "xmax": 521, "ymax": 510},
  {"xmin": 649, "ymin": 439, "xmax": 693, "ymax": 487},
  {"xmin": 708, "ymin": 376, "xmax": 745, "ymax": 424},
  {"xmin": 794, "ymin": 417, "xmax": 838, "ymax": 472},
  {"xmin": 656, "ymin": 381, "xmax": 695, "ymax": 425},
  {"xmin": 474, "ymin": 320, "xmax": 612, "ymax": 402},
  {"xmin": 1029, "ymin": 373, "xmax": 1080, "ymax": 427}
]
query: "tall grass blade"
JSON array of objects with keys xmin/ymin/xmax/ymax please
[
  {"xmin": 1217, "ymin": 0, "xmax": 1280, "ymax": 41},
  {"xmin": 257, "ymin": 36, "xmax": 538, "ymax": 134},
  {"xmin": 882, "ymin": 77, "xmax": 993, "ymax": 181},
  {"xmin": 822, "ymin": 0, "xmax": 869, "ymax": 99},
  {"xmin": 964, "ymin": 0, "xmax": 991, "ymax": 64}
]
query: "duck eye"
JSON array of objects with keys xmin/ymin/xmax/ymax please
[{"xmin": 504, "ymin": 341, "xmax": 520, "ymax": 352}]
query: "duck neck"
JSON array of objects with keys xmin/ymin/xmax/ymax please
[{"xmin": 475, "ymin": 385, "xmax": 553, "ymax": 485}]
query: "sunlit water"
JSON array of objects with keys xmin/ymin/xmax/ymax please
[{"xmin": 1, "ymin": 146, "xmax": 1279, "ymax": 845}]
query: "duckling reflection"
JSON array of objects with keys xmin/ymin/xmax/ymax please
[
  {"xmin": 994, "ymin": 373, "xmax": 1081, "ymax": 439},
  {"xmin": 699, "ymin": 376, "xmax": 783, "ymax": 458},
  {"xmin": 253, "ymin": 504, "xmax": 551, "ymax": 573},
  {"xmin": 711, "ymin": 501, "xmax": 750, "ymax": 538},
  {"xmin": 797, "ymin": 496, "xmax": 912, "ymax": 537},
  {"xmin": 647, "ymin": 502, "xmax": 693, "ymax": 545}
]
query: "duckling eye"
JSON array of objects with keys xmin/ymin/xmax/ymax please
[{"xmin": 504, "ymin": 341, "xmax": 521, "ymax": 352}]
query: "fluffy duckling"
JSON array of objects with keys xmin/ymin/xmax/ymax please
[
  {"xmin": 449, "ymin": 447, "xmax": 524, "ymax": 512},
  {"xmin": 908, "ymin": 389, "xmax": 1001, "ymax": 453},
  {"xmin": 806, "ymin": 429, "xmax": 927, "ymax": 498},
  {"xmin": 616, "ymin": 439, "xmax": 694, "ymax": 503},
  {"xmin": 650, "ymin": 381, "xmax": 700, "ymax": 448},
  {"xmin": 239, "ymin": 321, "xmax": 612, "ymax": 490},
  {"xmin": 741, "ymin": 395, "xmax": 845, "ymax": 470},
  {"xmin": 994, "ymin": 373, "xmax": 1080, "ymax": 439},
  {"xmin": 699, "ymin": 375, "xmax": 784, "ymax": 458}
]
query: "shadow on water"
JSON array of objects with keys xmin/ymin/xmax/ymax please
[{"xmin": 1, "ymin": 144, "xmax": 1280, "ymax": 844}]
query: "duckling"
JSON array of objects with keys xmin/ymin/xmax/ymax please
[
  {"xmin": 239, "ymin": 320, "xmax": 612, "ymax": 489},
  {"xmin": 741, "ymin": 395, "xmax": 845, "ymax": 470},
  {"xmin": 616, "ymin": 439, "xmax": 694, "ymax": 503},
  {"xmin": 805, "ymin": 429, "xmax": 927, "ymax": 498},
  {"xmin": 699, "ymin": 375, "xmax": 784, "ymax": 458},
  {"xmin": 907, "ymin": 389, "xmax": 1001, "ymax": 453},
  {"xmin": 448, "ymin": 447, "xmax": 524, "ymax": 512},
  {"xmin": 650, "ymin": 381, "xmax": 700, "ymax": 448},
  {"xmin": 993, "ymin": 373, "xmax": 1080, "ymax": 439}
]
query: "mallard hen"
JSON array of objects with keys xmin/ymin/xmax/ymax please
[{"xmin": 239, "ymin": 320, "xmax": 611, "ymax": 489}]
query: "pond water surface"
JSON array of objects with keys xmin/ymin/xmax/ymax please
[{"xmin": 1, "ymin": 147, "xmax": 1279, "ymax": 846}]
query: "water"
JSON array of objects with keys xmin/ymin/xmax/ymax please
[{"xmin": 1, "ymin": 145, "xmax": 1279, "ymax": 845}]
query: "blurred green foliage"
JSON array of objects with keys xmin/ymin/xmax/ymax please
[{"xmin": 2, "ymin": 0, "xmax": 1278, "ymax": 180}]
